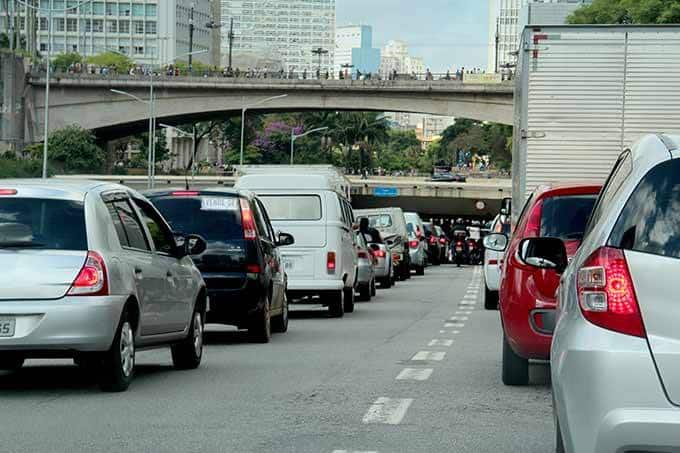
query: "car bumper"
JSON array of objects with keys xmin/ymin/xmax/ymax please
[
  {"xmin": 552, "ymin": 318, "xmax": 680, "ymax": 453},
  {"xmin": 409, "ymin": 249, "xmax": 425, "ymax": 266},
  {"xmin": 205, "ymin": 276, "xmax": 264, "ymax": 325},
  {"xmin": 287, "ymin": 278, "xmax": 344, "ymax": 292},
  {"xmin": 357, "ymin": 261, "xmax": 373, "ymax": 284},
  {"xmin": 0, "ymin": 296, "xmax": 126, "ymax": 353},
  {"xmin": 373, "ymin": 259, "xmax": 390, "ymax": 278}
]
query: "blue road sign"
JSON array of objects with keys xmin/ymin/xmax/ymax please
[{"xmin": 373, "ymin": 187, "xmax": 400, "ymax": 197}]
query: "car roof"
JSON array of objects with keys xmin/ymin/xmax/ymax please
[
  {"xmin": 532, "ymin": 182, "xmax": 602, "ymax": 199},
  {"xmin": 144, "ymin": 187, "xmax": 257, "ymax": 199},
  {"xmin": 0, "ymin": 178, "xmax": 126, "ymax": 200}
]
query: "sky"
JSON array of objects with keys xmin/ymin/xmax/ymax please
[{"xmin": 336, "ymin": 0, "xmax": 490, "ymax": 73}]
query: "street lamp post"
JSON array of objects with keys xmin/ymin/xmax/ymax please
[
  {"xmin": 188, "ymin": 2, "xmax": 195, "ymax": 73},
  {"xmin": 239, "ymin": 94, "xmax": 288, "ymax": 167},
  {"xmin": 311, "ymin": 47, "xmax": 329, "ymax": 74},
  {"xmin": 160, "ymin": 123, "xmax": 197, "ymax": 183},
  {"xmin": 290, "ymin": 127, "xmax": 329, "ymax": 165},
  {"xmin": 16, "ymin": 0, "xmax": 95, "ymax": 179}
]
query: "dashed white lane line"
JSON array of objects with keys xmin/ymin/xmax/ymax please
[
  {"xmin": 411, "ymin": 351, "xmax": 446, "ymax": 361},
  {"xmin": 445, "ymin": 323, "xmax": 464, "ymax": 329},
  {"xmin": 448, "ymin": 316, "xmax": 469, "ymax": 321},
  {"xmin": 396, "ymin": 368, "xmax": 434, "ymax": 381},
  {"xmin": 456, "ymin": 311, "xmax": 472, "ymax": 315},
  {"xmin": 428, "ymin": 339, "xmax": 454, "ymax": 347},
  {"xmin": 333, "ymin": 450, "xmax": 378, "ymax": 453},
  {"xmin": 463, "ymin": 294, "xmax": 477, "ymax": 299},
  {"xmin": 362, "ymin": 398, "xmax": 414, "ymax": 425},
  {"xmin": 439, "ymin": 330, "xmax": 446, "ymax": 334}
]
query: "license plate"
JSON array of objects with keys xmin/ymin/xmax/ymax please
[
  {"xmin": 455, "ymin": 247, "xmax": 463, "ymax": 252},
  {"xmin": 0, "ymin": 318, "xmax": 16, "ymax": 337}
]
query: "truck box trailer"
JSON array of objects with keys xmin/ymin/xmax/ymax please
[{"xmin": 512, "ymin": 25, "xmax": 680, "ymax": 218}]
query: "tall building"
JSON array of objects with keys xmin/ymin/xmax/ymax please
[
  {"xmin": 335, "ymin": 25, "xmax": 380, "ymax": 75},
  {"xmin": 487, "ymin": 0, "xmax": 592, "ymax": 73},
  {"xmin": 0, "ymin": 0, "xmax": 214, "ymax": 66},
  {"xmin": 220, "ymin": 0, "xmax": 336, "ymax": 73},
  {"xmin": 379, "ymin": 39, "xmax": 425, "ymax": 76}
]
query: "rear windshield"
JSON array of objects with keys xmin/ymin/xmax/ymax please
[
  {"xmin": 0, "ymin": 198, "xmax": 87, "ymax": 250},
  {"xmin": 150, "ymin": 196, "xmax": 243, "ymax": 242},
  {"xmin": 259, "ymin": 195, "xmax": 322, "ymax": 221},
  {"xmin": 540, "ymin": 195, "xmax": 597, "ymax": 240},
  {"xmin": 610, "ymin": 159, "xmax": 680, "ymax": 259},
  {"xmin": 367, "ymin": 214, "xmax": 393, "ymax": 229}
]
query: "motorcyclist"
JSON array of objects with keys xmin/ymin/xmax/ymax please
[
  {"xmin": 450, "ymin": 218, "xmax": 469, "ymax": 266},
  {"xmin": 359, "ymin": 217, "xmax": 382, "ymax": 244}
]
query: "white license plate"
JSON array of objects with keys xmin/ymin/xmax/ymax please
[{"xmin": 0, "ymin": 318, "xmax": 16, "ymax": 337}]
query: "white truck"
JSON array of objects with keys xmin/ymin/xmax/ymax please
[{"xmin": 512, "ymin": 25, "xmax": 680, "ymax": 219}]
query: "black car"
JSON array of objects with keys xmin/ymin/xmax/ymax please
[
  {"xmin": 431, "ymin": 171, "xmax": 467, "ymax": 183},
  {"xmin": 146, "ymin": 189, "xmax": 294, "ymax": 343}
]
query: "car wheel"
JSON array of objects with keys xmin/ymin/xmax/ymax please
[
  {"xmin": 248, "ymin": 294, "xmax": 272, "ymax": 344},
  {"xmin": 272, "ymin": 292, "xmax": 289, "ymax": 333},
  {"xmin": 327, "ymin": 290, "xmax": 344, "ymax": 318},
  {"xmin": 358, "ymin": 283, "xmax": 371, "ymax": 302},
  {"xmin": 172, "ymin": 308, "xmax": 205, "ymax": 369},
  {"xmin": 0, "ymin": 354, "xmax": 24, "ymax": 371},
  {"xmin": 502, "ymin": 334, "xmax": 529, "ymax": 386},
  {"xmin": 99, "ymin": 309, "xmax": 135, "ymax": 392},
  {"xmin": 379, "ymin": 276, "xmax": 392, "ymax": 289},
  {"xmin": 370, "ymin": 279, "xmax": 377, "ymax": 297},
  {"xmin": 344, "ymin": 286, "xmax": 355, "ymax": 313},
  {"xmin": 484, "ymin": 284, "xmax": 499, "ymax": 310},
  {"xmin": 416, "ymin": 265, "xmax": 425, "ymax": 276}
]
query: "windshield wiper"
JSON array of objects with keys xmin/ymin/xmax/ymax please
[{"xmin": 0, "ymin": 241, "xmax": 46, "ymax": 249}]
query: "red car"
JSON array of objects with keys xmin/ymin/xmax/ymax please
[{"xmin": 497, "ymin": 183, "xmax": 601, "ymax": 385}]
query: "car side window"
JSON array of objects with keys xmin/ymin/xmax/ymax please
[
  {"xmin": 585, "ymin": 151, "xmax": 632, "ymax": 236},
  {"xmin": 252, "ymin": 199, "xmax": 272, "ymax": 242},
  {"xmin": 104, "ymin": 201, "xmax": 130, "ymax": 248},
  {"xmin": 338, "ymin": 196, "xmax": 349, "ymax": 226},
  {"xmin": 113, "ymin": 200, "xmax": 150, "ymax": 251},
  {"xmin": 131, "ymin": 198, "xmax": 175, "ymax": 255},
  {"xmin": 256, "ymin": 199, "xmax": 277, "ymax": 241}
]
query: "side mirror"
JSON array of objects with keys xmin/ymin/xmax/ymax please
[
  {"xmin": 518, "ymin": 237, "xmax": 568, "ymax": 274},
  {"xmin": 182, "ymin": 234, "xmax": 207, "ymax": 257},
  {"xmin": 483, "ymin": 233, "xmax": 508, "ymax": 253},
  {"xmin": 277, "ymin": 232, "xmax": 295, "ymax": 247},
  {"xmin": 352, "ymin": 223, "xmax": 360, "ymax": 231}
]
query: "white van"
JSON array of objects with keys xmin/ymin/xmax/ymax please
[{"xmin": 235, "ymin": 173, "xmax": 358, "ymax": 317}]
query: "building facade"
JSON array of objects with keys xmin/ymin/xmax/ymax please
[
  {"xmin": 379, "ymin": 39, "xmax": 425, "ymax": 77},
  {"xmin": 220, "ymin": 0, "xmax": 335, "ymax": 73},
  {"xmin": 487, "ymin": 0, "xmax": 592, "ymax": 73},
  {"xmin": 335, "ymin": 24, "xmax": 380, "ymax": 75},
  {"xmin": 0, "ymin": 0, "xmax": 214, "ymax": 67}
]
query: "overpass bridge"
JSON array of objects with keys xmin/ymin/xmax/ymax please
[
  {"xmin": 57, "ymin": 174, "xmax": 512, "ymax": 218},
  {"xmin": 22, "ymin": 72, "xmax": 514, "ymax": 142}
]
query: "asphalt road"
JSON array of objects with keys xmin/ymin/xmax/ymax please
[{"xmin": 0, "ymin": 265, "xmax": 553, "ymax": 453}]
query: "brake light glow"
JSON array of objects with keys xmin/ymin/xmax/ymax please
[
  {"xmin": 358, "ymin": 251, "xmax": 369, "ymax": 259},
  {"xmin": 246, "ymin": 263, "xmax": 261, "ymax": 274},
  {"xmin": 577, "ymin": 247, "xmax": 645, "ymax": 338},
  {"xmin": 439, "ymin": 238, "xmax": 446, "ymax": 245},
  {"xmin": 429, "ymin": 236, "xmax": 437, "ymax": 245},
  {"xmin": 239, "ymin": 198, "xmax": 257, "ymax": 240},
  {"xmin": 409, "ymin": 240, "xmax": 419, "ymax": 249},
  {"xmin": 327, "ymin": 252, "xmax": 336, "ymax": 273},
  {"xmin": 373, "ymin": 249, "xmax": 386, "ymax": 258},
  {"xmin": 0, "ymin": 189, "xmax": 17, "ymax": 196},
  {"xmin": 68, "ymin": 251, "xmax": 108, "ymax": 296},
  {"xmin": 171, "ymin": 191, "xmax": 200, "ymax": 196}
]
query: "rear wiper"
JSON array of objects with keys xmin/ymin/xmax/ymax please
[{"xmin": 0, "ymin": 242, "xmax": 46, "ymax": 249}]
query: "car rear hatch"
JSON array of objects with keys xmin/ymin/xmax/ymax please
[
  {"xmin": 258, "ymin": 194, "xmax": 325, "ymax": 279},
  {"xmin": 149, "ymin": 192, "xmax": 249, "ymax": 290},
  {"xmin": 0, "ymin": 194, "xmax": 88, "ymax": 300}
]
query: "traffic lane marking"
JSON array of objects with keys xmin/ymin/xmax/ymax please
[
  {"xmin": 428, "ymin": 339, "xmax": 454, "ymax": 347},
  {"xmin": 362, "ymin": 398, "xmax": 414, "ymax": 425},
  {"xmin": 411, "ymin": 351, "xmax": 446, "ymax": 361},
  {"xmin": 396, "ymin": 368, "xmax": 434, "ymax": 381}
]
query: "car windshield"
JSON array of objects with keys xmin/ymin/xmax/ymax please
[
  {"xmin": 150, "ymin": 195, "xmax": 243, "ymax": 242},
  {"xmin": 540, "ymin": 195, "xmax": 597, "ymax": 240},
  {"xmin": 367, "ymin": 214, "xmax": 393, "ymax": 229},
  {"xmin": 258, "ymin": 195, "xmax": 322, "ymax": 221},
  {"xmin": 0, "ymin": 198, "xmax": 87, "ymax": 250}
]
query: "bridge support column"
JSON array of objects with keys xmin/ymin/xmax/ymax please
[{"xmin": 0, "ymin": 54, "xmax": 28, "ymax": 154}]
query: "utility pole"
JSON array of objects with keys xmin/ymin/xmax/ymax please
[
  {"xmin": 494, "ymin": 17, "xmax": 500, "ymax": 74},
  {"xmin": 311, "ymin": 47, "xmax": 328, "ymax": 73},
  {"xmin": 227, "ymin": 17, "xmax": 234, "ymax": 72},
  {"xmin": 188, "ymin": 2, "xmax": 195, "ymax": 73}
]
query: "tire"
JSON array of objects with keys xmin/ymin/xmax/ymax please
[
  {"xmin": 99, "ymin": 309, "xmax": 135, "ymax": 392},
  {"xmin": 502, "ymin": 334, "xmax": 529, "ymax": 386},
  {"xmin": 379, "ymin": 276, "xmax": 392, "ymax": 289},
  {"xmin": 327, "ymin": 290, "xmax": 344, "ymax": 318},
  {"xmin": 370, "ymin": 279, "xmax": 377, "ymax": 297},
  {"xmin": 272, "ymin": 292, "xmax": 289, "ymax": 333},
  {"xmin": 172, "ymin": 308, "xmax": 205, "ymax": 369},
  {"xmin": 415, "ymin": 265, "xmax": 425, "ymax": 276},
  {"xmin": 484, "ymin": 284, "xmax": 499, "ymax": 310},
  {"xmin": 344, "ymin": 286, "xmax": 355, "ymax": 313},
  {"xmin": 0, "ymin": 354, "xmax": 24, "ymax": 371},
  {"xmin": 358, "ymin": 283, "xmax": 371, "ymax": 302},
  {"xmin": 248, "ymin": 294, "xmax": 272, "ymax": 343}
]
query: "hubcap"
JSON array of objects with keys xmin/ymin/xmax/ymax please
[
  {"xmin": 120, "ymin": 322, "xmax": 135, "ymax": 377},
  {"xmin": 193, "ymin": 312, "xmax": 203, "ymax": 357}
]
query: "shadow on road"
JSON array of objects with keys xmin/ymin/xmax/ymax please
[
  {"xmin": 204, "ymin": 329, "xmax": 251, "ymax": 345},
  {"xmin": 529, "ymin": 361, "xmax": 552, "ymax": 387}
]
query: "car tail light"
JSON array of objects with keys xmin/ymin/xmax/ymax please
[
  {"xmin": 409, "ymin": 240, "xmax": 419, "ymax": 249},
  {"xmin": 488, "ymin": 259, "xmax": 498, "ymax": 265},
  {"xmin": 429, "ymin": 236, "xmax": 437, "ymax": 245},
  {"xmin": 68, "ymin": 251, "xmax": 108, "ymax": 296},
  {"xmin": 171, "ymin": 191, "xmax": 200, "ymax": 196},
  {"xmin": 358, "ymin": 251, "xmax": 369, "ymax": 259},
  {"xmin": 239, "ymin": 198, "xmax": 257, "ymax": 240},
  {"xmin": 524, "ymin": 199, "xmax": 543, "ymax": 237},
  {"xmin": 577, "ymin": 247, "xmax": 646, "ymax": 338},
  {"xmin": 439, "ymin": 238, "xmax": 446, "ymax": 245},
  {"xmin": 246, "ymin": 263, "xmax": 261, "ymax": 274},
  {"xmin": 373, "ymin": 249, "xmax": 386, "ymax": 258},
  {"xmin": 327, "ymin": 252, "xmax": 336, "ymax": 273},
  {"xmin": 0, "ymin": 189, "xmax": 17, "ymax": 196}
]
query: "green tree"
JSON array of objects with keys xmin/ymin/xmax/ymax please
[
  {"xmin": 52, "ymin": 52, "xmax": 83, "ymax": 72},
  {"xmin": 0, "ymin": 32, "xmax": 8, "ymax": 49},
  {"xmin": 133, "ymin": 130, "xmax": 170, "ymax": 168},
  {"xmin": 26, "ymin": 126, "xmax": 105, "ymax": 174},
  {"xmin": 568, "ymin": 0, "xmax": 680, "ymax": 24},
  {"xmin": 86, "ymin": 51, "xmax": 134, "ymax": 72},
  {"xmin": 0, "ymin": 153, "xmax": 43, "ymax": 178}
]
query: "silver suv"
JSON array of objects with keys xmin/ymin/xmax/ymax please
[{"xmin": 0, "ymin": 180, "xmax": 208, "ymax": 392}]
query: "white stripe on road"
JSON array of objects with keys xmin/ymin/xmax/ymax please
[
  {"xmin": 449, "ymin": 316, "xmax": 469, "ymax": 321},
  {"xmin": 362, "ymin": 398, "xmax": 414, "ymax": 425},
  {"xmin": 445, "ymin": 323, "xmax": 464, "ymax": 328},
  {"xmin": 396, "ymin": 368, "xmax": 434, "ymax": 381},
  {"xmin": 411, "ymin": 351, "xmax": 446, "ymax": 361},
  {"xmin": 428, "ymin": 339, "xmax": 454, "ymax": 347},
  {"xmin": 333, "ymin": 450, "xmax": 378, "ymax": 453},
  {"xmin": 456, "ymin": 311, "xmax": 472, "ymax": 315}
]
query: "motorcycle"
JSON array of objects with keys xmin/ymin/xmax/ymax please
[
  {"xmin": 451, "ymin": 236, "xmax": 468, "ymax": 267},
  {"xmin": 467, "ymin": 239, "xmax": 483, "ymax": 265}
]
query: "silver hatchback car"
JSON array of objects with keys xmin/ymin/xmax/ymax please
[
  {"xmin": 520, "ymin": 135, "xmax": 680, "ymax": 452},
  {"xmin": 0, "ymin": 180, "xmax": 208, "ymax": 392}
]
